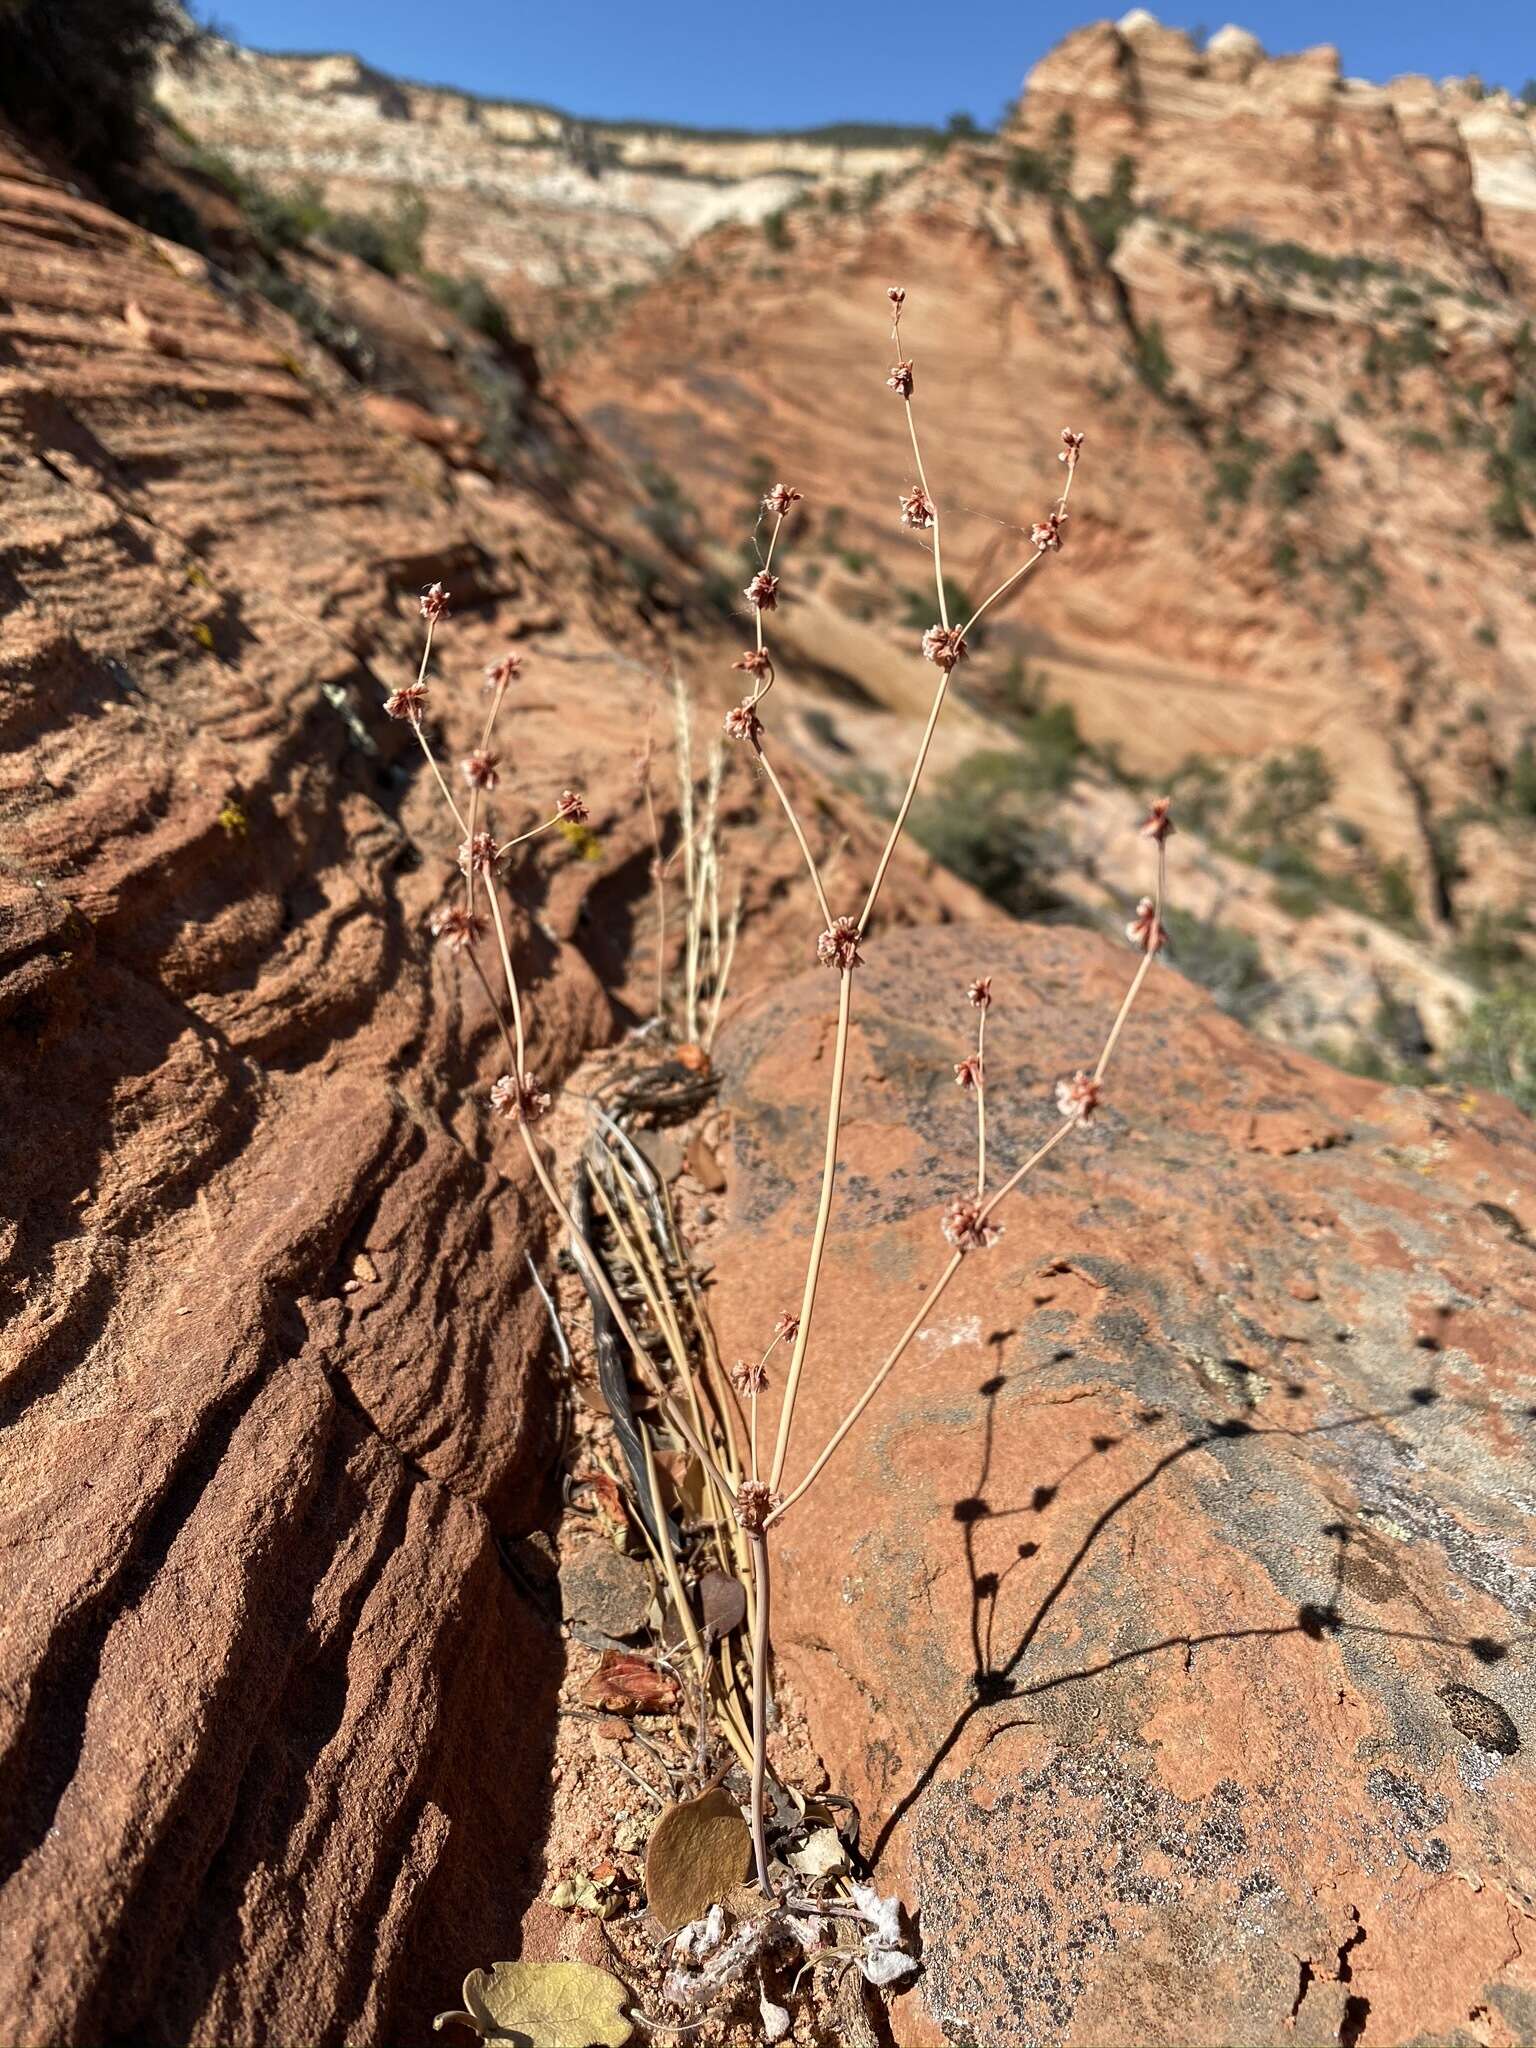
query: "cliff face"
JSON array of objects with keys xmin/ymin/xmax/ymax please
[
  {"xmin": 1008, "ymin": 14, "xmax": 1536, "ymax": 289},
  {"xmin": 153, "ymin": 39, "xmax": 926, "ymax": 343},
  {"xmin": 558, "ymin": 13, "xmax": 1536, "ymax": 1079}
]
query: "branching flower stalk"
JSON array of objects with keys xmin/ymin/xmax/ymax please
[
  {"xmin": 394, "ymin": 288, "xmax": 1163, "ymax": 1920},
  {"xmin": 718, "ymin": 296, "xmax": 1161, "ymax": 1894}
]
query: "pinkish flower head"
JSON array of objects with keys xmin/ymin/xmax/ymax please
[
  {"xmin": 1126, "ymin": 896, "xmax": 1166, "ymax": 954},
  {"xmin": 731, "ymin": 1357, "xmax": 768, "ymax": 1396},
  {"xmin": 744, "ymin": 569, "xmax": 779, "ymax": 612},
  {"xmin": 484, "ymin": 651, "xmax": 522, "ymax": 692},
  {"xmin": 732, "ymin": 648, "xmax": 773, "ymax": 683},
  {"xmin": 922, "ymin": 623, "xmax": 968, "ymax": 673},
  {"xmin": 734, "ymin": 1479, "xmax": 780, "ymax": 1532},
  {"xmin": 942, "ymin": 1197, "xmax": 1002, "ymax": 1252},
  {"xmin": 429, "ymin": 904, "xmax": 486, "ymax": 953},
  {"xmin": 887, "ymin": 359, "xmax": 915, "ymax": 399},
  {"xmin": 816, "ymin": 915, "xmax": 864, "ymax": 972},
  {"xmin": 461, "ymin": 749, "xmax": 500, "ymax": 790},
  {"xmin": 1031, "ymin": 511, "xmax": 1065, "ymax": 553},
  {"xmin": 490, "ymin": 1071, "xmax": 551, "ymax": 1123},
  {"xmin": 385, "ymin": 683, "xmax": 428, "ymax": 722},
  {"xmin": 458, "ymin": 831, "xmax": 502, "ymax": 877},
  {"xmin": 900, "ymin": 485, "xmax": 936, "ymax": 529},
  {"xmin": 887, "ymin": 285, "xmax": 906, "ymax": 313},
  {"xmin": 954, "ymin": 1054, "xmax": 984, "ymax": 1091},
  {"xmin": 1056, "ymin": 1070, "xmax": 1103, "ymax": 1123},
  {"xmin": 555, "ymin": 789, "xmax": 589, "ymax": 824},
  {"xmin": 772, "ymin": 1310, "xmax": 800, "ymax": 1344},
  {"xmin": 967, "ymin": 977, "xmax": 992, "ymax": 1009},
  {"xmin": 1058, "ymin": 428, "xmax": 1086, "ymax": 464},
  {"xmin": 419, "ymin": 582, "xmax": 450, "ymax": 623},
  {"xmin": 762, "ymin": 483, "xmax": 803, "ymax": 518},
  {"xmin": 1141, "ymin": 795, "xmax": 1175, "ymax": 844},
  {"xmin": 724, "ymin": 697, "xmax": 763, "ymax": 745}
]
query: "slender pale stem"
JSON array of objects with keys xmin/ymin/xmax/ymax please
[
  {"xmin": 747, "ymin": 1530, "xmax": 774, "ymax": 1893},
  {"xmin": 772, "ymin": 821, "xmax": 1163, "ymax": 1527},
  {"xmin": 757, "ymin": 746, "xmax": 833, "ymax": 929},
  {"xmin": 768, "ymin": 1119, "xmax": 1076, "ymax": 1525},
  {"xmin": 959, "ymin": 457, "xmax": 1076, "ymax": 642},
  {"xmin": 766, "ymin": 967, "xmax": 854, "ymax": 1492},
  {"xmin": 975, "ymin": 1006, "xmax": 987, "ymax": 1197},
  {"xmin": 904, "ymin": 394, "xmax": 946, "ymax": 628},
  {"xmin": 498, "ymin": 812, "xmax": 565, "ymax": 855},
  {"xmin": 1096, "ymin": 840, "xmax": 1165, "ymax": 1085},
  {"xmin": 642, "ymin": 764, "xmax": 667, "ymax": 1021},
  {"xmin": 412, "ymin": 719, "xmax": 468, "ymax": 838},
  {"xmin": 858, "ymin": 669, "xmax": 951, "ymax": 933}
]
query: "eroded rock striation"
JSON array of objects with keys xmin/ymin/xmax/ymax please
[{"xmin": 0, "ymin": 119, "xmax": 964, "ymax": 2042}]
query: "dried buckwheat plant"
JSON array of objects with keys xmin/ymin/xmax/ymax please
[{"xmin": 400, "ymin": 288, "xmax": 1170, "ymax": 2034}]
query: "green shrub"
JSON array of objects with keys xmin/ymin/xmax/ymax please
[
  {"xmin": 1509, "ymin": 733, "xmax": 1536, "ymax": 817},
  {"xmin": 1270, "ymin": 448, "xmax": 1320, "ymax": 506},
  {"xmin": 322, "ymin": 192, "xmax": 427, "ymax": 277},
  {"xmin": 761, "ymin": 209, "xmax": 790, "ymax": 250},
  {"xmin": 1238, "ymin": 746, "xmax": 1333, "ymax": 850},
  {"xmin": 899, "ymin": 578, "xmax": 982, "ymax": 643},
  {"xmin": 1448, "ymin": 987, "xmax": 1536, "ymax": 1112},
  {"xmin": 1375, "ymin": 858, "xmax": 1419, "ymax": 931},
  {"xmin": 1134, "ymin": 322, "xmax": 1173, "ymax": 395},
  {"xmin": 1006, "ymin": 147, "xmax": 1059, "ymax": 196},
  {"xmin": 1490, "ymin": 478, "xmax": 1530, "ymax": 541},
  {"xmin": 1161, "ymin": 910, "xmax": 1269, "ymax": 1016},
  {"xmin": 424, "ymin": 270, "xmax": 515, "ymax": 350},
  {"xmin": 908, "ymin": 750, "xmax": 1075, "ymax": 916},
  {"xmin": 635, "ymin": 462, "xmax": 699, "ymax": 554},
  {"xmin": 1075, "ymin": 154, "xmax": 1136, "ymax": 257},
  {"xmin": 1165, "ymin": 755, "xmax": 1231, "ymax": 836}
]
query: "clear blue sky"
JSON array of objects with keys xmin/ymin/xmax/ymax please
[{"xmin": 202, "ymin": 2, "xmax": 1535, "ymax": 129}]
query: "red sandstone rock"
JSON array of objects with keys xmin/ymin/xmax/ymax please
[
  {"xmin": 710, "ymin": 925, "xmax": 1536, "ymax": 2046},
  {"xmin": 0, "ymin": 126, "xmax": 967, "ymax": 2045}
]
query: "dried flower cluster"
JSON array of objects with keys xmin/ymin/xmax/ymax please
[
  {"xmin": 724, "ymin": 698, "xmax": 763, "ymax": 746},
  {"xmin": 731, "ymin": 1357, "xmax": 768, "ymax": 1396},
  {"xmin": 490, "ymin": 1071, "xmax": 551, "ymax": 1124},
  {"xmin": 1142, "ymin": 794, "xmax": 1175, "ymax": 843},
  {"xmin": 430, "ymin": 904, "xmax": 486, "ymax": 953},
  {"xmin": 921, "ymin": 624, "xmax": 968, "ymax": 672},
  {"xmin": 385, "ymin": 682, "xmax": 427, "ymax": 722},
  {"xmin": 1056, "ymin": 1070, "xmax": 1103, "ymax": 1123},
  {"xmin": 941, "ymin": 1197, "xmax": 1002, "ymax": 1253},
  {"xmin": 734, "ymin": 1481, "xmax": 779, "ymax": 1534},
  {"xmin": 1126, "ymin": 896, "xmax": 1166, "ymax": 954},
  {"xmin": 458, "ymin": 831, "xmax": 502, "ymax": 877},
  {"xmin": 899, "ymin": 485, "xmax": 935, "ymax": 529},
  {"xmin": 815, "ymin": 916, "xmax": 864, "ymax": 972}
]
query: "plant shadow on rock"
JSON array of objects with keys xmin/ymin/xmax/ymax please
[{"xmin": 871, "ymin": 1371, "xmax": 1519, "ymax": 1871}]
